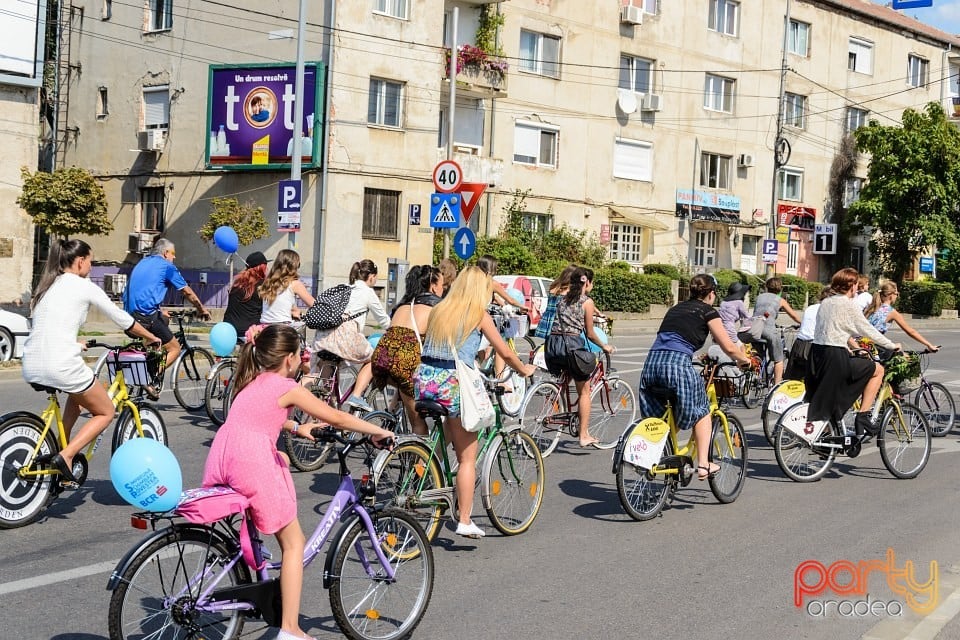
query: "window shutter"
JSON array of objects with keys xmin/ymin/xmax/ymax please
[
  {"xmin": 613, "ymin": 139, "xmax": 652, "ymax": 181},
  {"xmin": 514, "ymin": 124, "xmax": 540, "ymax": 161},
  {"xmin": 144, "ymin": 87, "xmax": 169, "ymax": 128}
]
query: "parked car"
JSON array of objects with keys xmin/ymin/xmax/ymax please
[
  {"xmin": 494, "ymin": 275, "xmax": 553, "ymax": 333},
  {"xmin": 0, "ymin": 309, "xmax": 30, "ymax": 361}
]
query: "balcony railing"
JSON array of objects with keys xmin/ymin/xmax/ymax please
[
  {"xmin": 435, "ymin": 148, "xmax": 504, "ymax": 187},
  {"xmin": 444, "ymin": 45, "xmax": 508, "ymax": 98}
]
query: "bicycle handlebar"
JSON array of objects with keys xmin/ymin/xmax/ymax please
[{"xmin": 309, "ymin": 426, "xmax": 394, "ymax": 451}]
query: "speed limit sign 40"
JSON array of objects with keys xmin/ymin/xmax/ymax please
[{"xmin": 433, "ymin": 160, "xmax": 463, "ymax": 193}]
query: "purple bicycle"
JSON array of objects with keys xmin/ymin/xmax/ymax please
[{"xmin": 106, "ymin": 430, "xmax": 433, "ymax": 640}]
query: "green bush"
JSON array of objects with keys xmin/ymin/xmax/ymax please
[
  {"xmin": 776, "ymin": 274, "xmax": 812, "ymax": 310},
  {"xmin": 641, "ymin": 263, "xmax": 681, "ymax": 280},
  {"xmin": 591, "ymin": 270, "xmax": 672, "ymax": 313},
  {"xmin": 899, "ymin": 281, "xmax": 957, "ymax": 316}
]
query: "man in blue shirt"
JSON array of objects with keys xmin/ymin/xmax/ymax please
[{"xmin": 125, "ymin": 238, "xmax": 210, "ymax": 378}]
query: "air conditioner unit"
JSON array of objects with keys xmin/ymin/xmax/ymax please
[
  {"xmin": 620, "ymin": 5, "xmax": 643, "ymax": 25},
  {"xmin": 641, "ymin": 93, "xmax": 662, "ymax": 112},
  {"xmin": 103, "ymin": 273, "xmax": 128, "ymax": 296},
  {"xmin": 453, "ymin": 144, "xmax": 481, "ymax": 156},
  {"xmin": 128, "ymin": 232, "xmax": 156, "ymax": 254},
  {"xmin": 137, "ymin": 129, "xmax": 166, "ymax": 152},
  {"xmin": 738, "ymin": 153, "xmax": 755, "ymax": 168}
]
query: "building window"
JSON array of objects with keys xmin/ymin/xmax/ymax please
[
  {"xmin": 374, "ymin": 0, "xmax": 408, "ymax": 20},
  {"xmin": 362, "ymin": 188, "xmax": 400, "ymax": 240},
  {"xmin": 704, "ymin": 74, "xmax": 735, "ymax": 112},
  {"xmin": 707, "ymin": 0, "xmax": 739, "ymax": 37},
  {"xmin": 788, "ymin": 20, "xmax": 809, "ymax": 56},
  {"xmin": 97, "ymin": 87, "xmax": 108, "ymax": 119},
  {"xmin": 140, "ymin": 187, "xmax": 165, "ymax": 232},
  {"xmin": 519, "ymin": 30, "xmax": 560, "ymax": 78},
  {"xmin": 908, "ymin": 55, "xmax": 929, "ymax": 88},
  {"xmin": 845, "ymin": 106, "xmax": 868, "ymax": 134},
  {"xmin": 786, "ymin": 240, "xmax": 799, "ymax": 275},
  {"xmin": 143, "ymin": 85, "xmax": 169, "ymax": 130},
  {"xmin": 850, "ymin": 246, "xmax": 865, "ymax": 273},
  {"xmin": 950, "ymin": 63, "xmax": 959, "ymax": 98},
  {"xmin": 609, "ymin": 224, "xmax": 649, "ymax": 264},
  {"xmin": 513, "ymin": 122, "xmax": 558, "ymax": 168},
  {"xmin": 147, "ymin": 0, "xmax": 172, "ymax": 32},
  {"xmin": 848, "ymin": 38, "xmax": 873, "ymax": 75},
  {"xmin": 843, "ymin": 177, "xmax": 863, "ymax": 208},
  {"xmin": 368, "ymin": 78, "xmax": 403, "ymax": 128},
  {"xmin": 521, "ymin": 213, "xmax": 553, "ymax": 237},
  {"xmin": 102, "ymin": 0, "xmax": 112, "ymax": 20},
  {"xmin": 641, "ymin": 0, "xmax": 658, "ymax": 13},
  {"xmin": 700, "ymin": 152, "xmax": 731, "ymax": 189},
  {"xmin": 777, "ymin": 167, "xmax": 804, "ymax": 201},
  {"xmin": 619, "ymin": 55, "xmax": 653, "ymax": 94},
  {"xmin": 613, "ymin": 138, "xmax": 653, "ymax": 182},
  {"xmin": 693, "ymin": 230, "xmax": 717, "ymax": 268},
  {"xmin": 783, "ymin": 93, "xmax": 806, "ymax": 129}
]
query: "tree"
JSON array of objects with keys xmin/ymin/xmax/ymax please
[
  {"xmin": 17, "ymin": 166, "xmax": 113, "ymax": 238},
  {"xmin": 198, "ymin": 197, "xmax": 270, "ymax": 247},
  {"xmin": 850, "ymin": 102, "xmax": 960, "ymax": 280}
]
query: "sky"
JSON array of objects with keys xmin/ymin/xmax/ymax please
[{"xmin": 877, "ymin": 0, "xmax": 960, "ymax": 36}]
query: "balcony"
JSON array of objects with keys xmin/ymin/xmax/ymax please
[
  {"xmin": 435, "ymin": 148, "xmax": 504, "ymax": 186},
  {"xmin": 444, "ymin": 45, "xmax": 508, "ymax": 99}
]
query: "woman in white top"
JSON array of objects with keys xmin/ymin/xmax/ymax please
[
  {"xmin": 259, "ymin": 249, "xmax": 316, "ymax": 324},
  {"xmin": 344, "ymin": 259, "xmax": 391, "ymax": 410},
  {"xmin": 22, "ymin": 240, "xmax": 160, "ymax": 484}
]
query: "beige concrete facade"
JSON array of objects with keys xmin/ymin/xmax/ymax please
[{"xmin": 34, "ymin": 0, "xmax": 960, "ymax": 298}]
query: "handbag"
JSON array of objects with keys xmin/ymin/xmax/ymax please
[
  {"xmin": 544, "ymin": 297, "xmax": 597, "ymax": 380},
  {"xmin": 452, "ymin": 341, "xmax": 495, "ymax": 433},
  {"xmin": 314, "ymin": 321, "xmax": 373, "ymax": 362}
]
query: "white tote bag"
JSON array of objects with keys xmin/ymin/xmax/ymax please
[{"xmin": 454, "ymin": 353, "xmax": 496, "ymax": 433}]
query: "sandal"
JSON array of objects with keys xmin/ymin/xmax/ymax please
[{"xmin": 697, "ymin": 463, "xmax": 721, "ymax": 481}]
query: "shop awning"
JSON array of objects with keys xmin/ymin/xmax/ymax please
[{"xmin": 608, "ymin": 206, "xmax": 670, "ymax": 231}]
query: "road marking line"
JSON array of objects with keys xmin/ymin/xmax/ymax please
[{"xmin": 0, "ymin": 559, "xmax": 119, "ymax": 596}]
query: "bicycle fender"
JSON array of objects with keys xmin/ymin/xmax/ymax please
[
  {"xmin": 0, "ymin": 410, "xmax": 44, "ymax": 426},
  {"xmin": 105, "ymin": 523, "xmax": 237, "ymax": 591},
  {"xmin": 321, "ymin": 513, "xmax": 362, "ymax": 590}
]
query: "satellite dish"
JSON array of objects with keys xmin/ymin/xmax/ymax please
[{"xmin": 617, "ymin": 88, "xmax": 638, "ymax": 114}]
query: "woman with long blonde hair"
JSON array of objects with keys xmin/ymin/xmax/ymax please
[
  {"xmin": 414, "ymin": 266, "xmax": 536, "ymax": 539},
  {"xmin": 259, "ymin": 249, "xmax": 315, "ymax": 324}
]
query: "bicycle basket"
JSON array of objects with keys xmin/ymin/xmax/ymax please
[
  {"xmin": 714, "ymin": 378, "xmax": 738, "ymax": 398},
  {"xmin": 883, "ymin": 352, "xmax": 921, "ymax": 394},
  {"xmin": 892, "ymin": 377, "xmax": 921, "ymax": 395},
  {"xmin": 106, "ymin": 349, "xmax": 153, "ymax": 386}
]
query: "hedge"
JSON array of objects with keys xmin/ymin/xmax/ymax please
[
  {"xmin": 591, "ymin": 270, "xmax": 673, "ymax": 313},
  {"xmin": 898, "ymin": 281, "xmax": 957, "ymax": 316}
]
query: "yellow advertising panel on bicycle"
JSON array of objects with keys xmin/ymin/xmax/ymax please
[
  {"xmin": 622, "ymin": 417, "xmax": 670, "ymax": 469},
  {"xmin": 767, "ymin": 380, "xmax": 806, "ymax": 415}
]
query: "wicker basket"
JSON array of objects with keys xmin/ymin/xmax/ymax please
[
  {"xmin": 892, "ymin": 377, "xmax": 921, "ymax": 395},
  {"xmin": 713, "ymin": 377, "xmax": 739, "ymax": 398}
]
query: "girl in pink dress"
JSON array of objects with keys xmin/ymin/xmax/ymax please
[{"xmin": 203, "ymin": 324, "xmax": 393, "ymax": 640}]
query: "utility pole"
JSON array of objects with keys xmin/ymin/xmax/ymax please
[
  {"xmin": 767, "ymin": 0, "xmax": 792, "ymax": 276},
  {"xmin": 289, "ymin": 0, "xmax": 307, "ymax": 251},
  {"xmin": 442, "ymin": 7, "xmax": 459, "ymax": 259}
]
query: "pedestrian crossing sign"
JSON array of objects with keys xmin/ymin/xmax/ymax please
[{"xmin": 429, "ymin": 192, "xmax": 460, "ymax": 229}]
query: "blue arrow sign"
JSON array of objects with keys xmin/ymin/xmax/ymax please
[
  {"xmin": 429, "ymin": 192, "xmax": 460, "ymax": 229},
  {"xmin": 453, "ymin": 227, "xmax": 476, "ymax": 260}
]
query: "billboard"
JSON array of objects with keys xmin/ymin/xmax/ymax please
[
  {"xmin": 0, "ymin": 0, "xmax": 46, "ymax": 87},
  {"xmin": 206, "ymin": 62, "xmax": 325, "ymax": 170}
]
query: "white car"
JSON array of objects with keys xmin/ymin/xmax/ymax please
[
  {"xmin": 494, "ymin": 275, "xmax": 553, "ymax": 330},
  {"xmin": 0, "ymin": 309, "xmax": 30, "ymax": 361}
]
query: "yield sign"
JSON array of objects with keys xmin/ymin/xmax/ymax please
[{"xmin": 459, "ymin": 182, "xmax": 487, "ymax": 223}]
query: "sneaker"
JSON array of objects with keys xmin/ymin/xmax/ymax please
[
  {"xmin": 346, "ymin": 395, "xmax": 373, "ymax": 412},
  {"xmin": 455, "ymin": 521, "xmax": 485, "ymax": 539},
  {"xmin": 276, "ymin": 630, "xmax": 317, "ymax": 640}
]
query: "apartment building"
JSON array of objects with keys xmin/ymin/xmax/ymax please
[{"xmin": 40, "ymin": 0, "xmax": 960, "ymax": 301}]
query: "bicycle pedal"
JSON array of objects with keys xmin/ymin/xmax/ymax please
[{"xmin": 58, "ymin": 480, "xmax": 81, "ymax": 491}]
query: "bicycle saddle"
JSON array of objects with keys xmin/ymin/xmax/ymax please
[
  {"xmin": 29, "ymin": 383, "xmax": 61, "ymax": 394},
  {"xmin": 415, "ymin": 399, "xmax": 449, "ymax": 418},
  {"xmin": 314, "ymin": 349, "xmax": 343, "ymax": 363}
]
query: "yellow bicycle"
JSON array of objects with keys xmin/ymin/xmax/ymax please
[
  {"xmin": 612, "ymin": 357, "xmax": 747, "ymax": 521},
  {"xmin": 0, "ymin": 341, "xmax": 168, "ymax": 528}
]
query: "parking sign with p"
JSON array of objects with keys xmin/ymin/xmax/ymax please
[{"xmin": 278, "ymin": 179, "xmax": 302, "ymax": 232}]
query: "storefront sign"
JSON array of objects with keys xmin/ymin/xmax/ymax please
[
  {"xmin": 777, "ymin": 204, "xmax": 816, "ymax": 232},
  {"xmin": 675, "ymin": 189, "xmax": 741, "ymax": 224}
]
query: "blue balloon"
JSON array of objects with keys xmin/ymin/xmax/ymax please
[
  {"xmin": 367, "ymin": 333, "xmax": 383, "ymax": 350},
  {"xmin": 213, "ymin": 226, "xmax": 239, "ymax": 254},
  {"xmin": 110, "ymin": 438, "xmax": 183, "ymax": 512},
  {"xmin": 586, "ymin": 327, "xmax": 608, "ymax": 353},
  {"xmin": 504, "ymin": 287, "xmax": 525, "ymax": 306},
  {"xmin": 209, "ymin": 322, "xmax": 238, "ymax": 357}
]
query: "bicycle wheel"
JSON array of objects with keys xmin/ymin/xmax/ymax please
[
  {"xmin": 879, "ymin": 402, "xmax": 931, "ymax": 479},
  {"xmin": 204, "ymin": 359, "xmax": 236, "ymax": 426},
  {"xmin": 481, "ymin": 428, "xmax": 545, "ymax": 535},
  {"xmin": 0, "ymin": 414, "xmax": 57, "ymax": 529},
  {"xmin": 111, "ymin": 405, "xmax": 169, "ymax": 453},
  {"xmin": 517, "ymin": 381, "xmax": 564, "ymax": 457},
  {"xmin": 708, "ymin": 413, "xmax": 747, "ymax": 503},
  {"xmin": 588, "ymin": 378, "xmax": 637, "ymax": 449},
  {"xmin": 615, "ymin": 420, "xmax": 673, "ymax": 522},
  {"xmin": 913, "ymin": 382, "xmax": 955, "ymax": 438},
  {"xmin": 497, "ymin": 368, "xmax": 528, "ymax": 418},
  {"xmin": 772, "ymin": 403, "xmax": 836, "ymax": 483},
  {"xmin": 328, "ymin": 508, "xmax": 434, "ymax": 640},
  {"xmin": 373, "ymin": 439, "xmax": 444, "ymax": 543},
  {"xmin": 761, "ymin": 379, "xmax": 806, "ymax": 446},
  {"xmin": 284, "ymin": 387, "xmax": 336, "ymax": 472},
  {"xmin": 172, "ymin": 347, "xmax": 215, "ymax": 411},
  {"xmin": 93, "ymin": 350, "xmax": 113, "ymax": 390},
  {"xmin": 107, "ymin": 526, "xmax": 250, "ymax": 640}
]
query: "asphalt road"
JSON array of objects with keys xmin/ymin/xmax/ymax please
[{"xmin": 2, "ymin": 327, "xmax": 960, "ymax": 640}]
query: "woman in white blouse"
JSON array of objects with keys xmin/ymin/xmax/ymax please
[
  {"xmin": 344, "ymin": 259, "xmax": 391, "ymax": 411},
  {"xmin": 806, "ymin": 268, "xmax": 900, "ymax": 438},
  {"xmin": 259, "ymin": 249, "xmax": 315, "ymax": 324},
  {"xmin": 22, "ymin": 240, "xmax": 160, "ymax": 484}
]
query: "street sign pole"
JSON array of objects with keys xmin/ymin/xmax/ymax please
[
  {"xmin": 442, "ymin": 6, "xmax": 459, "ymax": 259},
  {"xmin": 288, "ymin": 0, "xmax": 307, "ymax": 250}
]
